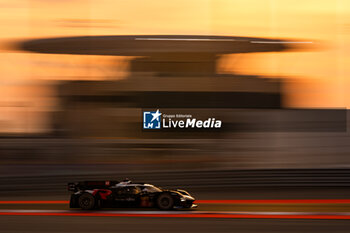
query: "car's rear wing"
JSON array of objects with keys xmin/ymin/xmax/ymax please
[{"xmin": 67, "ymin": 181, "xmax": 119, "ymax": 192}]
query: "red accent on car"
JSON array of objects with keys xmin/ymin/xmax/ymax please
[{"xmin": 92, "ymin": 189, "xmax": 112, "ymax": 200}]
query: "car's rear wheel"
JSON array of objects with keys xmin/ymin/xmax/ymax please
[
  {"xmin": 78, "ymin": 193, "xmax": 96, "ymax": 210},
  {"xmin": 157, "ymin": 193, "xmax": 174, "ymax": 210}
]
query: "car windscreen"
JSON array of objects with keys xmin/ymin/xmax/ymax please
[{"xmin": 142, "ymin": 185, "xmax": 162, "ymax": 193}]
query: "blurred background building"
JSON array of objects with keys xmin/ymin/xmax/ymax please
[{"xmin": 0, "ymin": 0, "xmax": 349, "ymax": 193}]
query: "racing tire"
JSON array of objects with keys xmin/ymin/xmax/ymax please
[
  {"xmin": 78, "ymin": 193, "xmax": 96, "ymax": 210},
  {"xmin": 156, "ymin": 193, "xmax": 174, "ymax": 210}
]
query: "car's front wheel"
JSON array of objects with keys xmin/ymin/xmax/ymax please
[
  {"xmin": 78, "ymin": 193, "xmax": 96, "ymax": 210},
  {"xmin": 156, "ymin": 193, "xmax": 174, "ymax": 210}
]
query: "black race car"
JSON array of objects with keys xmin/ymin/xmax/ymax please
[{"xmin": 68, "ymin": 179, "xmax": 197, "ymax": 210}]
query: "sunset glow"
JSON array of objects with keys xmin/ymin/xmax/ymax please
[{"xmin": 0, "ymin": 0, "xmax": 349, "ymax": 132}]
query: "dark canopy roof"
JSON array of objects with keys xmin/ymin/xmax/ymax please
[{"xmin": 19, "ymin": 35, "xmax": 297, "ymax": 56}]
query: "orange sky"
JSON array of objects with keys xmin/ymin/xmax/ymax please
[{"xmin": 0, "ymin": 0, "xmax": 349, "ymax": 132}]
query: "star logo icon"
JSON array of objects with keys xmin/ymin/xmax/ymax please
[
  {"xmin": 143, "ymin": 109, "xmax": 162, "ymax": 129},
  {"xmin": 150, "ymin": 109, "xmax": 162, "ymax": 122}
]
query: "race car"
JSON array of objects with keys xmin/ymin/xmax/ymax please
[{"xmin": 68, "ymin": 179, "xmax": 197, "ymax": 210}]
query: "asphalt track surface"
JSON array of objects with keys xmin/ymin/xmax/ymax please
[
  {"xmin": 1, "ymin": 201, "xmax": 350, "ymax": 233},
  {"xmin": 3, "ymin": 215, "xmax": 350, "ymax": 233},
  {"xmin": 2, "ymin": 188, "xmax": 350, "ymax": 232}
]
